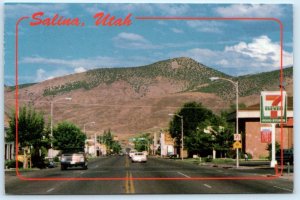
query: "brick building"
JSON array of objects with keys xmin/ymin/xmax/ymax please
[{"xmin": 238, "ymin": 97, "xmax": 293, "ymax": 159}]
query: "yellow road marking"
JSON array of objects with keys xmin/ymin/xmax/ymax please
[
  {"xmin": 125, "ymin": 171, "xmax": 135, "ymax": 194},
  {"xmin": 129, "ymin": 172, "xmax": 135, "ymax": 193},
  {"xmin": 125, "ymin": 171, "xmax": 129, "ymax": 193}
]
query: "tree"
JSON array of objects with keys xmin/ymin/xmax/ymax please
[
  {"xmin": 169, "ymin": 102, "xmax": 214, "ymax": 148},
  {"xmin": 7, "ymin": 106, "xmax": 50, "ymax": 168},
  {"xmin": 134, "ymin": 133, "xmax": 151, "ymax": 152},
  {"xmin": 53, "ymin": 121, "xmax": 86, "ymax": 150},
  {"xmin": 99, "ymin": 129, "xmax": 122, "ymax": 154},
  {"xmin": 266, "ymin": 141, "xmax": 280, "ymax": 160},
  {"xmin": 169, "ymin": 101, "xmax": 234, "ymax": 158}
]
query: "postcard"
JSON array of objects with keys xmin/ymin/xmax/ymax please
[{"xmin": 3, "ymin": 2, "xmax": 293, "ymax": 195}]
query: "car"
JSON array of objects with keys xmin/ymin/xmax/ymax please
[
  {"xmin": 45, "ymin": 157, "xmax": 56, "ymax": 168},
  {"xmin": 276, "ymin": 149, "xmax": 293, "ymax": 165},
  {"xmin": 60, "ymin": 149, "xmax": 88, "ymax": 170},
  {"xmin": 131, "ymin": 152, "xmax": 147, "ymax": 163},
  {"xmin": 129, "ymin": 150, "xmax": 137, "ymax": 158}
]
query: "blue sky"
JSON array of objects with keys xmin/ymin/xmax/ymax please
[{"xmin": 4, "ymin": 3, "xmax": 293, "ymax": 85}]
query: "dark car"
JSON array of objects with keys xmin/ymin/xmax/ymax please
[{"xmin": 276, "ymin": 149, "xmax": 293, "ymax": 165}]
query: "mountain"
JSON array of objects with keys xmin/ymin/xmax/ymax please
[{"xmin": 4, "ymin": 57, "xmax": 293, "ymax": 140}]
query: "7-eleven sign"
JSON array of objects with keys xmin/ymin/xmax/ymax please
[{"xmin": 260, "ymin": 91, "xmax": 287, "ymax": 124}]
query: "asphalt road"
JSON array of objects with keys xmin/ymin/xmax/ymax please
[{"xmin": 5, "ymin": 155, "xmax": 293, "ymax": 194}]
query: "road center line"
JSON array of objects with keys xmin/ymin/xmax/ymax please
[
  {"xmin": 129, "ymin": 172, "xmax": 135, "ymax": 193},
  {"xmin": 46, "ymin": 188, "xmax": 55, "ymax": 193},
  {"xmin": 273, "ymin": 185, "xmax": 293, "ymax": 192},
  {"xmin": 204, "ymin": 184, "xmax": 212, "ymax": 189},
  {"xmin": 177, "ymin": 171, "xmax": 191, "ymax": 178}
]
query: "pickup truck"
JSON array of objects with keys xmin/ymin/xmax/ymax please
[{"xmin": 60, "ymin": 151, "xmax": 88, "ymax": 170}]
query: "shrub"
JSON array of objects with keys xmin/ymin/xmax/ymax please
[{"xmin": 5, "ymin": 160, "xmax": 23, "ymax": 169}]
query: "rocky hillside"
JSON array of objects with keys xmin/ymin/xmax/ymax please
[{"xmin": 4, "ymin": 57, "xmax": 293, "ymax": 140}]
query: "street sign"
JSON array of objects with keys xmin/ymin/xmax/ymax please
[
  {"xmin": 261, "ymin": 127, "xmax": 272, "ymax": 143},
  {"xmin": 260, "ymin": 91, "xmax": 287, "ymax": 124},
  {"xmin": 233, "ymin": 141, "xmax": 242, "ymax": 149},
  {"xmin": 234, "ymin": 134, "xmax": 241, "ymax": 141}
]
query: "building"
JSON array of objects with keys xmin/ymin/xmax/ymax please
[
  {"xmin": 85, "ymin": 139, "xmax": 107, "ymax": 156},
  {"xmin": 160, "ymin": 131, "xmax": 176, "ymax": 157},
  {"xmin": 4, "ymin": 127, "xmax": 15, "ymax": 161},
  {"xmin": 238, "ymin": 96, "xmax": 293, "ymax": 159}
]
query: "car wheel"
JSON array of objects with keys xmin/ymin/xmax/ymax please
[
  {"xmin": 61, "ymin": 165, "xmax": 67, "ymax": 170},
  {"xmin": 83, "ymin": 165, "xmax": 88, "ymax": 170}
]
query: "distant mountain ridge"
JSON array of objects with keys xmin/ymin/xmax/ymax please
[
  {"xmin": 4, "ymin": 57, "xmax": 293, "ymax": 139},
  {"xmin": 42, "ymin": 57, "xmax": 229, "ymax": 96}
]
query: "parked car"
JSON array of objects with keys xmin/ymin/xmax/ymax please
[
  {"xmin": 276, "ymin": 149, "xmax": 293, "ymax": 165},
  {"xmin": 46, "ymin": 158, "xmax": 56, "ymax": 168},
  {"xmin": 60, "ymin": 149, "xmax": 88, "ymax": 170},
  {"xmin": 131, "ymin": 152, "xmax": 147, "ymax": 163},
  {"xmin": 129, "ymin": 150, "xmax": 137, "ymax": 158}
]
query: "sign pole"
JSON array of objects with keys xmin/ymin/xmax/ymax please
[
  {"xmin": 236, "ymin": 148, "xmax": 239, "ymax": 168},
  {"xmin": 260, "ymin": 91, "xmax": 286, "ymax": 168},
  {"xmin": 270, "ymin": 123, "xmax": 277, "ymax": 167}
]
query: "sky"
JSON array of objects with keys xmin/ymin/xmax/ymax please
[{"xmin": 4, "ymin": 3, "xmax": 293, "ymax": 85}]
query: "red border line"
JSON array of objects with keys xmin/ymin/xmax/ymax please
[{"xmin": 15, "ymin": 16, "xmax": 285, "ymax": 181}]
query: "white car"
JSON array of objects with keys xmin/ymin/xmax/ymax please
[
  {"xmin": 129, "ymin": 150, "xmax": 137, "ymax": 158},
  {"xmin": 131, "ymin": 152, "xmax": 147, "ymax": 163}
]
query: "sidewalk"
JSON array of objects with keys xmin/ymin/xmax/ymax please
[{"xmin": 198, "ymin": 160, "xmax": 293, "ymax": 181}]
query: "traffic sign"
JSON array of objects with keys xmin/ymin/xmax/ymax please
[
  {"xmin": 233, "ymin": 141, "xmax": 242, "ymax": 149},
  {"xmin": 260, "ymin": 91, "xmax": 287, "ymax": 124},
  {"xmin": 234, "ymin": 134, "xmax": 241, "ymax": 141}
]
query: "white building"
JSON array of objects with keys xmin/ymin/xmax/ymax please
[
  {"xmin": 4, "ymin": 127, "xmax": 15, "ymax": 161},
  {"xmin": 160, "ymin": 131, "xmax": 175, "ymax": 157}
]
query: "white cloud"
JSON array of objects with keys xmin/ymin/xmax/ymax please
[
  {"xmin": 36, "ymin": 69, "xmax": 46, "ymax": 82},
  {"xmin": 187, "ymin": 21, "xmax": 224, "ymax": 33},
  {"xmin": 21, "ymin": 55, "xmax": 155, "ymax": 70},
  {"xmin": 171, "ymin": 28, "xmax": 184, "ymax": 34},
  {"xmin": 5, "ymin": 4, "xmax": 70, "ymax": 18},
  {"xmin": 81, "ymin": 4, "xmax": 105, "ymax": 15},
  {"xmin": 225, "ymin": 35, "xmax": 293, "ymax": 67},
  {"xmin": 215, "ymin": 4, "xmax": 284, "ymax": 17},
  {"xmin": 35, "ymin": 68, "xmax": 70, "ymax": 82},
  {"xmin": 155, "ymin": 4, "xmax": 190, "ymax": 15},
  {"xmin": 74, "ymin": 67, "xmax": 87, "ymax": 73},
  {"xmin": 92, "ymin": 4, "xmax": 190, "ymax": 16},
  {"xmin": 170, "ymin": 35, "xmax": 293, "ymax": 75},
  {"xmin": 113, "ymin": 32, "xmax": 157, "ymax": 49},
  {"xmin": 115, "ymin": 32, "xmax": 147, "ymax": 43},
  {"xmin": 21, "ymin": 55, "xmax": 157, "ymax": 82}
]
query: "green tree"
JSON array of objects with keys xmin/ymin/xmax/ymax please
[
  {"xmin": 99, "ymin": 129, "xmax": 122, "ymax": 154},
  {"xmin": 169, "ymin": 102, "xmax": 234, "ymax": 158},
  {"xmin": 7, "ymin": 106, "xmax": 50, "ymax": 168},
  {"xmin": 134, "ymin": 133, "xmax": 151, "ymax": 152},
  {"xmin": 169, "ymin": 102, "xmax": 214, "ymax": 148},
  {"xmin": 53, "ymin": 121, "xmax": 86, "ymax": 150},
  {"xmin": 266, "ymin": 141, "xmax": 280, "ymax": 160}
]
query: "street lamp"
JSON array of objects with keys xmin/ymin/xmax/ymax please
[
  {"xmin": 168, "ymin": 113, "xmax": 184, "ymax": 160},
  {"xmin": 210, "ymin": 76, "xmax": 239, "ymax": 168},
  {"xmin": 49, "ymin": 97, "xmax": 72, "ymax": 158}
]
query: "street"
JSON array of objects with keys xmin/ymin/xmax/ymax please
[{"xmin": 5, "ymin": 156, "xmax": 293, "ymax": 194}]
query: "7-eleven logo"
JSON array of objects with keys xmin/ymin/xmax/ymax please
[
  {"xmin": 265, "ymin": 95, "xmax": 282, "ymax": 118},
  {"xmin": 260, "ymin": 91, "xmax": 287, "ymax": 124}
]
